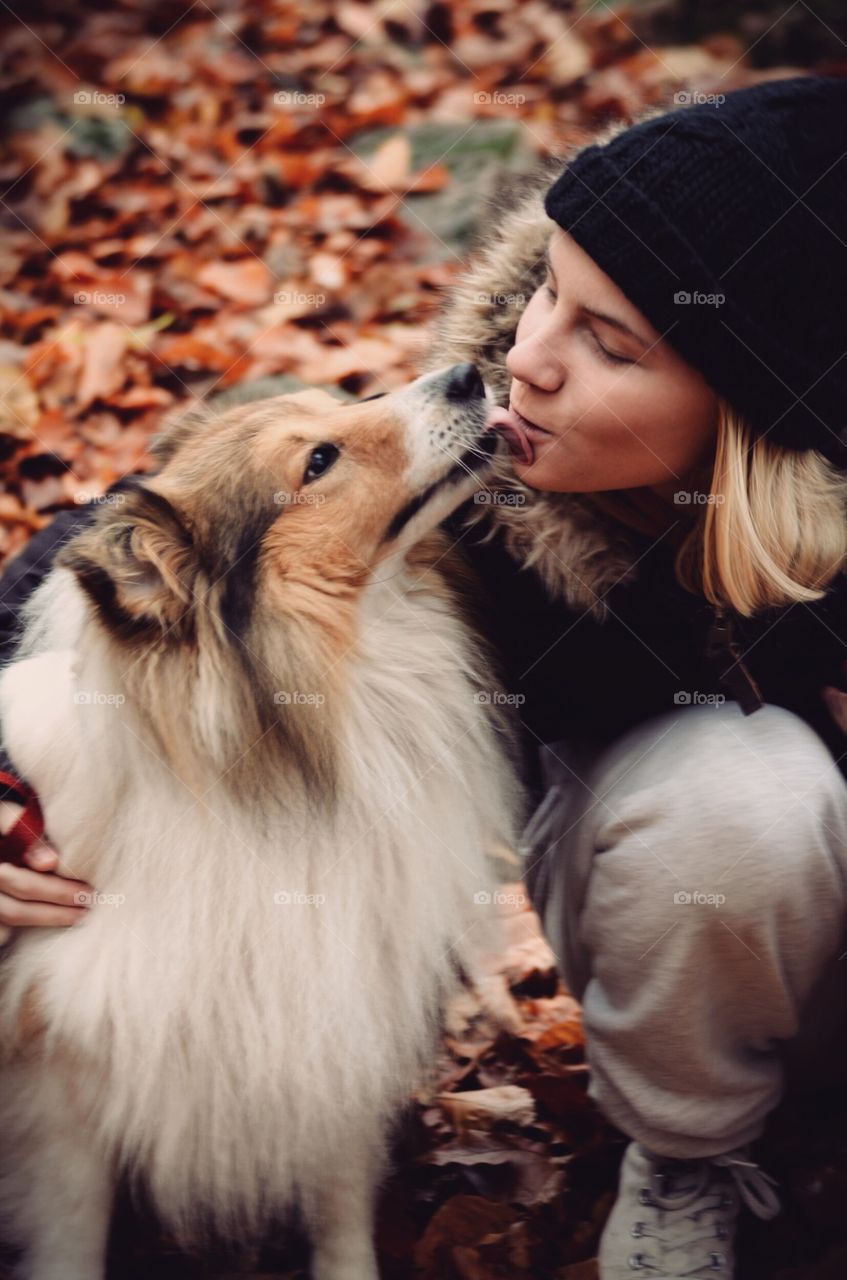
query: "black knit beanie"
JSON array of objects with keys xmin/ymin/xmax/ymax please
[{"xmin": 543, "ymin": 75, "xmax": 847, "ymax": 467}]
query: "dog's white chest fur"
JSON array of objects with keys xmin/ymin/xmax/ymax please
[{"xmin": 0, "ymin": 562, "xmax": 517, "ymax": 1250}]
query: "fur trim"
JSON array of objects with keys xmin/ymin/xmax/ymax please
[{"xmin": 423, "ymin": 124, "xmax": 672, "ymax": 620}]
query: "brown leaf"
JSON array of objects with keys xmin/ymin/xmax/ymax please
[
  {"xmin": 415, "ymin": 1196, "xmax": 521, "ymax": 1271},
  {"xmin": 0, "ymin": 365, "xmax": 39, "ymax": 439},
  {"xmin": 104, "ymin": 385, "xmax": 174, "ymax": 409},
  {"xmin": 366, "ymin": 133, "xmax": 411, "ymax": 190},
  {"xmin": 196, "ymin": 259, "xmax": 274, "ymax": 306},
  {"xmin": 76, "ymin": 323, "xmax": 128, "ymax": 410},
  {"xmin": 436, "ymin": 1085, "xmax": 537, "ymax": 1132}
]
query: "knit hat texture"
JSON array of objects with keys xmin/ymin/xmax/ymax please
[{"xmin": 543, "ymin": 75, "xmax": 847, "ymax": 464}]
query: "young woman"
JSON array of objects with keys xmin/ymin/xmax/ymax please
[
  {"xmin": 2, "ymin": 73, "xmax": 847, "ymax": 1279},
  {"xmin": 430, "ymin": 73, "xmax": 847, "ymax": 1278}
]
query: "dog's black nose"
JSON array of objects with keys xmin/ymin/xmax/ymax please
[{"xmin": 443, "ymin": 362, "xmax": 485, "ymax": 403}]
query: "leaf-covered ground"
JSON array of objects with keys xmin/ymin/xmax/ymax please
[
  {"xmin": 2, "ymin": 1, "xmax": 847, "ymax": 1275},
  {"xmin": 68, "ymin": 887, "xmax": 847, "ymax": 1279}
]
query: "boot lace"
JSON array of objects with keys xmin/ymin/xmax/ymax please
[{"xmin": 626, "ymin": 1147, "xmax": 780, "ymax": 1276}]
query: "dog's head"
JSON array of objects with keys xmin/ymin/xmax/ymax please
[
  {"xmin": 56, "ymin": 363, "xmax": 497, "ymax": 647},
  {"xmin": 53, "ymin": 364, "xmax": 499, "ymax": 799}
]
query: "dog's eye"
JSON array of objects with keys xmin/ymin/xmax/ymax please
[{"xmin": 303, "ymin": 443, "xmax": 340, "ymax": 484}]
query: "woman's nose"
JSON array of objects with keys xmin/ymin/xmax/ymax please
[{"xmin": 507, "ymin": 329, "xmax": 565, "ymax": 394}]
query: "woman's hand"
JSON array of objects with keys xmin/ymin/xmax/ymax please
[{"xmin": 0, "ymin": 800, "xmax": 92, "ymax": 936}]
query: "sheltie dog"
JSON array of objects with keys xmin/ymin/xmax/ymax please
[{"xmin": 0, "ymin": 362, "xmax": 522, "ymax": 1280}]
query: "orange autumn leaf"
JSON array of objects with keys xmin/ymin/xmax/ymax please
[
  {"xmin": 76, "ymin": 323, "xmax": 129, "ymax": 410},
  {"xmin": 197, "ymin": 259, "xmax": 274, "ymax": 306}
]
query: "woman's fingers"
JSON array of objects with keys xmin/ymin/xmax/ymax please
[
  {"xmin": 0, "ymin": 893, "xmax": 88, "ymax": 928},
  {"xmin": 0, "ymin": 822, "xmax": 93, "ymax": 931},
  {"xmin": 22, "ymin": 842, "xmax": 60, "ymax": 872},
  {"xmin": 0, "ymin": 860, "xmax": 92, "ymax": 921}
]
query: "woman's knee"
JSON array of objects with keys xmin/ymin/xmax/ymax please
[{"xmin": 583, "ymin": 701, "xmax": 847, "ymax": 933}]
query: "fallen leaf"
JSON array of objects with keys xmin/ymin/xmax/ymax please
[
  {"xmin": 0, "ymin": 365, "xmax": 39, "ymax": 439},
  {"xmin": 436, "ymin": 1085, "xmax": 537, "ymax": 1131},
  {"xmin": 76, "ymin": 323, "xmax": 129, "ymax": 410},
  {"xmin": 197, "ymin": 259, "xmax": 274, "ymax": 306}
]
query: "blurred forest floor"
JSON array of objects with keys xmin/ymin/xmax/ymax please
[{"xmin": 2, "ymin": 0, "xmax": 847, "ymax": 1276}]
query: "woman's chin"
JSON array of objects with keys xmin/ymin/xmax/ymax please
[
  {"xmin": 508, "ymin": 455, "xmax": 592, "ymax": 493},
  {"xmin": 509, "ymin": 456, "xmax": 560, "ymax": 490}
]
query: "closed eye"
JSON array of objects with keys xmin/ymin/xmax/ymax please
[
  {"xmin": 303, "ymin": 443, "xmax": 341, "ymax": 483},
  {"xmin": 543, "ymin": 284, "xmax": 634, "ymax": 366},
  {"xmin": 584, "ymin": 326, "xmax": 634, "ymax": 367}
]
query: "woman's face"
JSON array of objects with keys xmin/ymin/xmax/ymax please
[{"xmin": 503, "ymin": 227, "xmax": 719, "ymax": 497}]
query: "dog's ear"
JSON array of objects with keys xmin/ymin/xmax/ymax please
[
  {"xmin": 55, "ymin": 484, "xmax": 197, "ymax": 640},
  {"xmin": 148, "ymin": 400, "xmax": 220, "ymax": 469}
]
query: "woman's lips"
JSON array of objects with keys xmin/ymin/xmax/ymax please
[{"xmin": 485, "ymin": 404, "xmax": 551, "ymax": 464}]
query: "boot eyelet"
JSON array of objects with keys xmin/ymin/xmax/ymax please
[
  {"xmin": 638, "ymin": 1188, "xmax": 653, "ymax": 1205},
  {"xmin": 715, "ymin": 1223, "xmax": 729, "ymax": 1239},
  {"xmin": 709, "ymin": 1252, "xmax": 726, "ymax": 1269},
  {"xmin": 631, "ymin": 1222, "xmax": 644, "ymax": 1237},
  {"xmin": 629, "ymin": 1253, "xmax": 646, "ymax": 1270}
]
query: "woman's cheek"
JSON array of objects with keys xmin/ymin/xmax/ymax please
[
  {"xmin": 563, "ymin": 355, "xmax": 622, "ymax": 422},
  {"xmin": 591, "ymin": 368, "xmax": 661, "ymax": 441}
]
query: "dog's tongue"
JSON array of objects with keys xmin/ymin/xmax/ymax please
[{"xmin": 485, "ymin": 406, "xmax": 534, "ymax": 465}]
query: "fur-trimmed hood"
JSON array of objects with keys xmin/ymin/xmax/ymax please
[{"xmin": 422, "ymin": 127, "xmax": 673, "ymax": 623}]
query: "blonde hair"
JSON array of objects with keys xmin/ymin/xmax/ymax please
[{"xmin": 589, "ymin": 397, "xmax": 847, "ymax": 618}]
